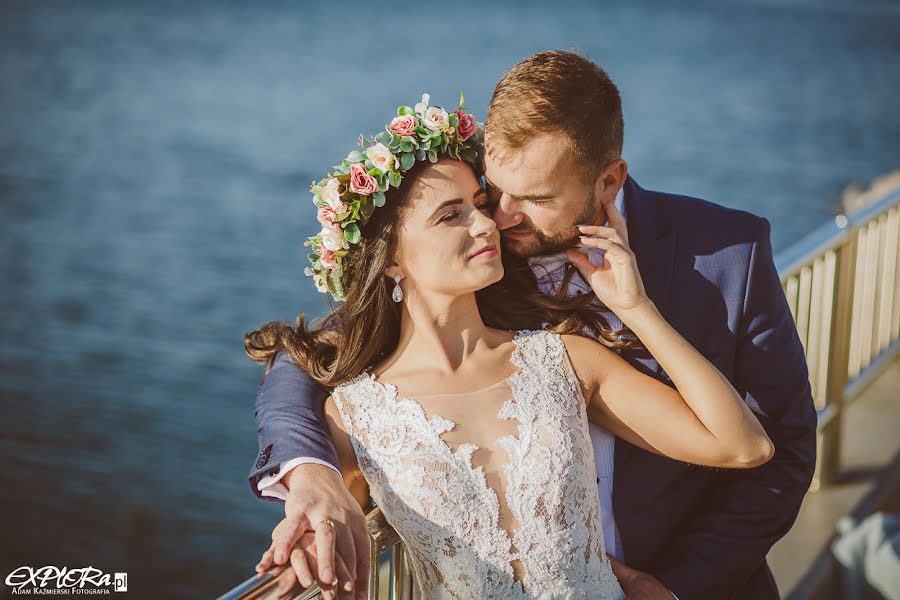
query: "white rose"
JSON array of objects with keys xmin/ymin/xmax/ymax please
[
  {"xmin": 319, "ymin": 178, "xmax": 346, "ymax": 212},
  {"xmin": 414, "ymin": 93, "xmax": 431, "ymax": 116},
  {"xmin": 422, "ymin": 106, "xmax": 449, "ymax": 132},
  {"xmin": 313, "ymin": 273, "xmax": 328, "ymax": 293},
  {"xmin": 366, "ymin": 143, "xmax": 397, "ymax": 173},
  {"xmin": 320, "ymin": 225, "xmax": 349, "ymax": 252}
]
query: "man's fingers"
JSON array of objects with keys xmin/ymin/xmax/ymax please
[
  {"xmin": 272, "ymin": 516, "xmax": 311, "ymax": 565},
  {"xmin": 315, "ymin": 519, "xmax": 338, "ymax": 587},
  {"xmin": 290, "ymin": 547, "xmax": 316, "ymax": 590},
  {"xmin": 351, "ymin": 516, "xmax": 371, "ymax": 600},
  {"xmin": 294, "ymin": 538, "xmax": 351, "ymax": 599},
  {"xmin": 333, "ymin": 521, "xmax": 358, "ymax": 592},
  {"xmin": 327, "ymin": 551, "xmax": 355, "ymax": 597}
]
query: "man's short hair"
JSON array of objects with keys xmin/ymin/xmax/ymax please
[{"xmin": 487, "ymin": 50, "xmax": 624, "ymax": 176}]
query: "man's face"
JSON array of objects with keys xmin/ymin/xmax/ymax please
[{"xmin": 483, "ymin": 132, "xmax": 605, "ymax": 258}]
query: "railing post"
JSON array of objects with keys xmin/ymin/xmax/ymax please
[{"xmin": 815, "ymin": 227, "xmax": 858, "ymax": 488}]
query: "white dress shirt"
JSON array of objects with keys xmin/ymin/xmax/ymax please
[{"xmin": 258, "ymin": 187, "xmax": 628, "ymax": 563}]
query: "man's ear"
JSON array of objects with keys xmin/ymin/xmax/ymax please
[{"xmin": 592, "ymin": 158, "xmax": 629, "ymax": 204}]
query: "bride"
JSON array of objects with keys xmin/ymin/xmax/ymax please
[{"xmin": 249, "ymin": 94, "xmax": 773, "ymax": 599}]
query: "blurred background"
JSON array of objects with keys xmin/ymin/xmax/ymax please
[{"xmin": 1, "ymin": 0, "xmax": 899, "ymax": 597}]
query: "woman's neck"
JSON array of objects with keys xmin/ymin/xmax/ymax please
[{"xmin": 390, "ymin": 291, "xmax": 495, "ymax": 374}]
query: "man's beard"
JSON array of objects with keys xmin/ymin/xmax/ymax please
[{"xmin": 501, "ymin": 189, "xmax": 599, "ymax": 259}]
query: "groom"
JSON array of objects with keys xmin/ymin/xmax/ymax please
[{"xmin": 249, "ymin": 51, "xmax": 816, "ymax": 599}]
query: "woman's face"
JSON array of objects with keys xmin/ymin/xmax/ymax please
[{"xmin": 389, "ymin": 158, "xmax": 503, "ymax": 298}]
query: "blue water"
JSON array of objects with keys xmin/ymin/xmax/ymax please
[{"xmin": 1, "ymin": 0, "xmax": 898, "ymax": 597}]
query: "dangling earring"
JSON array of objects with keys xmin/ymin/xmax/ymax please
[{"xmin": 391, "ymin": 274, "xmax": 404, "ymax": 303}]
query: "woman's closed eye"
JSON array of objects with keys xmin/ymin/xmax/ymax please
[
  {"xmin": 437, "ymin": 209, "xmax": 460, "ymax": 224},
  {"xmin": 437, "ymin": 203, "xmax": 491, "ymax": 224}
]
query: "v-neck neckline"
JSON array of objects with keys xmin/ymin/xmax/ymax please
[{"xmin": 361, "ymin": 328, "xmax": 540, "ymax": 592}]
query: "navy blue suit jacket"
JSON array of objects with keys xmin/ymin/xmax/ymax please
[{"xmin": 248, "ymin": 176, "xmax": 817, "ymax": 600}]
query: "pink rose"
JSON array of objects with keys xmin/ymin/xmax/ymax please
[
  {"xmin": 317, "ymin": 205, "xmax": 337, "ymax": 227},
  {"xmin": 316, "ymin": 245, "xmax": 338, "ymax": 269},
  {"xmin": 389, "ymin": 115, "xmax": 417, "ymax": 138},
  {"xmin": 349, "ymin": 162, "xmax": 378, "ymax": 195},
  {"xmin": 454, "ymin": 110, "xmax": 476, "ymax": 141}
]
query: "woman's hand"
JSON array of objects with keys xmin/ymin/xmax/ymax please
[{"xmin": 565, "ymin": 197, "xmax": 650, "ymax": 317}]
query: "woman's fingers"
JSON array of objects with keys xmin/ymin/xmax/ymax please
[
  {"xmin": 256, "ymin": 547, "xmax": 275, "ymax": 573},
  {"xmin": 565, "ymin": 248, "xmax": 602, "ymax": 283},
  {"xmin": 578, "ymin": 236, "xmax": 632, "ymax": 263},
  {"xmin": 603, "ymin": 198, "xmax": 629, "ymax": 243},
  {"xmin": 276, "ymin": 562, "xmax": 299, "ymax": 596},
  {"xmin": 577, "ymin": 224, "xmax": 625, "ymax": 247},
  {"xmin": 290, "ymin": 546, "xmax": 317, "ymax": 590}
]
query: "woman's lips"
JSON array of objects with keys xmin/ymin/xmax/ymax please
[{"xmin": 469, "ymin": 243, "xmax": 498, "ymax": 259}]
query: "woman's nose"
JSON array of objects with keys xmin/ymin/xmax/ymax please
[{"xmin": 471, "ymin": 207, "xmax": 497, "ymax": 236}]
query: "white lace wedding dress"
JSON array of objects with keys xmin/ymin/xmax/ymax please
[{"xmin": 331, "ymin": 329, "xmax": 625, "ymax": 599}]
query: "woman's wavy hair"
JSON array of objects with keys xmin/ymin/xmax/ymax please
[{"xmin": 245, "ymin": 159, "xmax": 639, "ymax": 388}]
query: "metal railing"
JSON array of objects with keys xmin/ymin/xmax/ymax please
[
  {"xmin": 222, "ymin": 185, "xmax": 900, "ymax": 600},
  {"xmin": 217, "ymin": 507, "xmax": 416, "ymax": 600},
  {"xmin": 776, "ymin": 186, "xmax": 900, "ymax": 489}
]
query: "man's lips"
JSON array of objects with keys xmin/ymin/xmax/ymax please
[
  {"xmin": 469, "ymin": 243, "xmax": 498, "ymax": 259},
  {"xmin": 502, "ymin": 228, "xmax": 531, "ymax": 238}
]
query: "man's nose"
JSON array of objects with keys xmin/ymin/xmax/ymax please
[{"xmin": 491, "ymin": 196, "xmax": 523, "ymax": 230}]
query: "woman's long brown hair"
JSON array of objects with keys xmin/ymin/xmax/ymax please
[{"xmin": 244, "ymin": 160, "xmax": 638, "ymax": 388}]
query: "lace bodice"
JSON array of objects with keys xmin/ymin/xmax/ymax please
[{"xmin": 331, "ymin": 329, "xmax": 625, "ymax": 599}]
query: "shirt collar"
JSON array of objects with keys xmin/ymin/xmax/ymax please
[{"xmin": 526, "ymin": 186, "xmax": 626, "ymax": 278}]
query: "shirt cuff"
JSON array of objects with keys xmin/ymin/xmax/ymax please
[{"xmin": 257, "ymin": 457, "xmax": 343, "ymax": 501}]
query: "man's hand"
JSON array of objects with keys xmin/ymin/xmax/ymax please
[
  {"xmin": 608, "ymin": 555, "xmax": 676, "ymax": 600},
  {"xmin": 256, "ymin": 464, "xmax": 370, "ymax": 600}
]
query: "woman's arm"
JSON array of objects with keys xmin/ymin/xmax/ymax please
[
  {"xmin": 323, "ymin": 396, "xmax": 371, "ymax": 510},
  {"xmin": 564, "ymin": 199, "xmax": 773, "ymax": 469},
  {"xmin": 563, "ymin": 307, "xmax": 773, "ymax": 469}
]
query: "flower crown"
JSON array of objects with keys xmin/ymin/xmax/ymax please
[{"xmin": 304, "ymin": 93, "xmax": 484, "ymax": 301}]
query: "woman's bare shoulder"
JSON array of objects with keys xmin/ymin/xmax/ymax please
[
  {"xmin": 323, "ymin": 395, "xmax": 348, "ymax": 433},
  {"xmin": 558, "ymin": 333, "xmax": 617, "ymax": 384}
]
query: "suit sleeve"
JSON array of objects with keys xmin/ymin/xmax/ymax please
[
  {"xmin": 247, "ymin": 350, "xmax": 340, "ymax": 503},
  {"xmin": 652, "ymin": 217, "xmax": 818, "ymax": 599}
]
